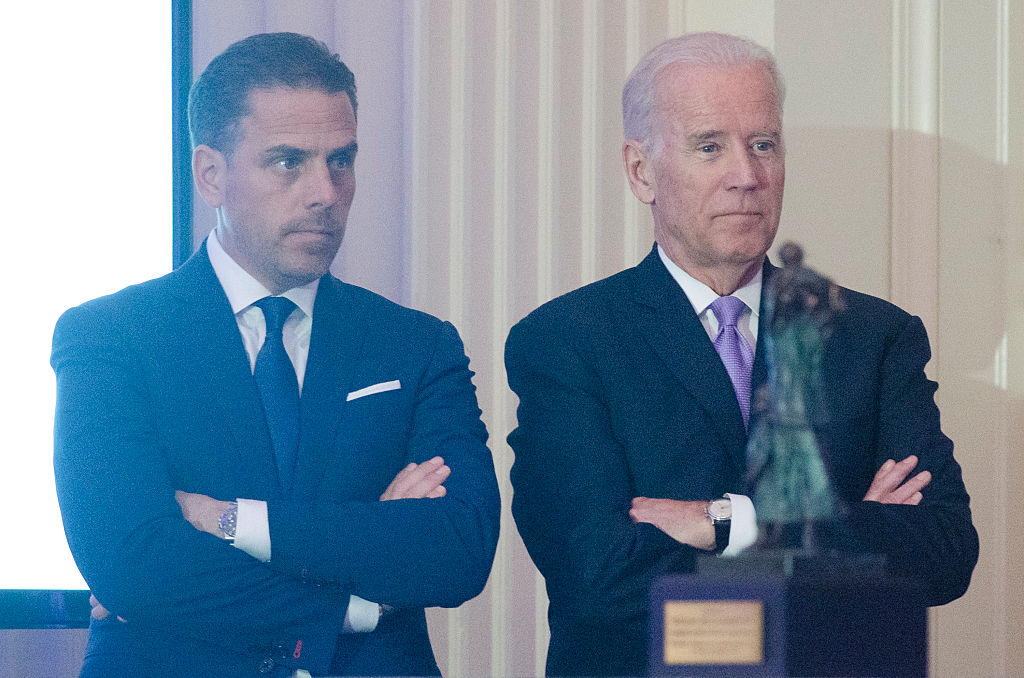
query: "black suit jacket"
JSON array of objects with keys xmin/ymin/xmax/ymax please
[
  {"xmin": 52, "ymin": 244, "xmax": 500, "ymax": 677},
  {"xmin": 505, "ymin": 246, "xmax": 977, "ymax": 677}
]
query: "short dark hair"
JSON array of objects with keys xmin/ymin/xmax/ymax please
[{"xmin": 188, "ymin": 32, "xmax": 357, "ymax": 156}]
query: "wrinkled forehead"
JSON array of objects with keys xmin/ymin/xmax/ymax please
[{"xmin": 653, "ymin": 62, "xmax": 782, "ymax": 136}]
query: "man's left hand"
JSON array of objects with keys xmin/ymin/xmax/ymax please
[
  {"xmin": 863, "ymin": 455, "xmax": 931, "ymax": 505},
  {"xmin": 379, "ymin": 456, "xmax": 450, "ymax": 501},
  {"xmin": 629, "ymin": 497, "xmax": 716, "ymax": 550},
  {"xmin": 175, "ymin": 490, "xmax": 233, "ymax": 538}
]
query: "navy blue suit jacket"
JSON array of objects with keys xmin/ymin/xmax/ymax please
[
  {"xmin": 52, "ymin": 244, "xmax": 500, "ymax": 677},
  {"xmin": 505, "ymin": 246, "xmax": 977, "ymax": 677}
]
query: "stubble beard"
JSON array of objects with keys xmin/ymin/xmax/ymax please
[{"xmin": 276, "ymin": 209, "xmax": 347, "ymax": 288}]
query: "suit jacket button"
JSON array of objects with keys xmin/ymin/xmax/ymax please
[{"xmin": 258, "ymin": 657, "xmax": 275, "ymax": 674}]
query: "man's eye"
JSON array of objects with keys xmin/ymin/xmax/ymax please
[
  {"xmin": 329, "ymin": 150, "xmax": 356, "ymax": 170},
  {"xmin": 699, "ymin": 144, "xmax": 718, "ymax": 154},
  {"xmin": 330, "ymin": 155, "xmax": 353, "ymax": 170},
  {"xmin": 276, "ymin": 157, "xmax": 301, "ymax": 170},
  {"xmin": 753, "ymin": 141, "xmax": 774, "ymax": 152}
]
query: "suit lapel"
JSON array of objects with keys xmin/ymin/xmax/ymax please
[
  {"xmin": 165, "ymin": 245, "xmax": 281, "ymax": 496},
  {"xmin": 630, "ymin": 247, "xmax": 749, "ymax": 478},
  {"xmin": 291, "ymin": 275, "xmax": 368, "ymax": 500}
]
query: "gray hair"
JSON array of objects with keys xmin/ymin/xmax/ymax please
[{"xmin": 622, "ymin": 32, "xmax": 785, "ymax": 154}]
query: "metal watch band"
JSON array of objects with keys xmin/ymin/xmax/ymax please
[{"xmin": 218, "ymin": 502, "xmax": 238, "ymax": 541}]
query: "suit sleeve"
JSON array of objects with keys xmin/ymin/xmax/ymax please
[
  {"xmin": 829, "ymin": 314, "xmax": 979, "ymax": 605},
  {"xmin": 52, "ymin": 304, "xmax": 347, "ymax": 674},
  {"xmin": 504, "ymin": 315, "xmax": 693, "ymax": 628},
  {"xmin": 264, "ymin": 321, "xmax": 501, "ymax": 608}
]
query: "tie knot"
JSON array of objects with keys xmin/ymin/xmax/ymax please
[
  {"xmin": 709, "ymin": 295, "xmax": 746, "ymax": 328},
  {"xmin": 254, "ymin": 296, "xmax": 297, "ymax": 334}
]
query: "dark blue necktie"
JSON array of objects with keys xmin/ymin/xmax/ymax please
[{"xmin": 253, "ymin": 296, "xmax": 300, "ymax": 492}]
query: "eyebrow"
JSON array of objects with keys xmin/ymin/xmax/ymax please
[
  {"xmin": 684, "ymin": 131, "xmax": 724, "ymax": 146},
  {"xmin": 259, "ymin": 142, "xmax": 359, "ymax": 164},
  {"xmin": 687, "ymin": 130, "xmax": 725, "ymax": 144},
  {"xmin": 259, "ymin": 145, "xmax": 312, "ymax": 164},
  {"xmin": 686, "ymin": 130, "xmax": 782, "ymax": 144},
  {"xmin": 327, "ymin": 142, "xmax": 359, "ymax": 164}
]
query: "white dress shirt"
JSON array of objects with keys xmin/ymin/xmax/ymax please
[{"xmin": 657, "ymin": 245, "xmax": 759, "ymax": 555}]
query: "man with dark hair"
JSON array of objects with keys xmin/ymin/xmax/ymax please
[
  {"xmin": 505, "ymin": 32, "xmax": 977, "ymax": 676},
  {"xmin": 53, "ymin": 32, "xmax": 500, "ymax": 677},
  {"xmin": 188, "ymin": 32, "xmax": 359, "ymax": 155}
]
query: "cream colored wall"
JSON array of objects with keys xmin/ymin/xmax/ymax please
[{"xmin": 186, "ymin": 2, "xmax": 1022, "ymax": 677}]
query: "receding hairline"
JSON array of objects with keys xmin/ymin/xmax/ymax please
[
  {"xmin": 651, "ymin": 60, "xmax": 783, "ymax": 112},
  {"xmin": 621, "ymin": 32, "xmax": 785, "ymax": 151}
]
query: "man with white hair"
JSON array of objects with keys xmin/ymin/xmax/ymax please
[{"xmin": 506, "ymin": 32, "xmax": 977, "ymax": 676}]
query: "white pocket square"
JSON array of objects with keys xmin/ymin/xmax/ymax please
[{"xmin": 346, "ymin": 379, "xmax": 402, "ymax": 401}]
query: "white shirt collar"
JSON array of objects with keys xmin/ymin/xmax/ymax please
[
  {"xmin": 206, "ymin": 230, "xmax": 318, "ymax": 318},
  {"xmin": 656, "ymin": 244, "xmax": 762, "ymax": 319}
]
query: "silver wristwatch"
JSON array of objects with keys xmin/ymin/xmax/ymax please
[{"xmin": 218, "ymin": 502, "xmax": 238, "ymax": 542}]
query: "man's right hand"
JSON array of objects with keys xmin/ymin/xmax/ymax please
[
  {"xmin": 629, "ymin": 497, "xmax": 717, "ymax": 550},
  {"xmin": 379, "ymin": 456, "xmax": 450, "ymax": 501},
  {"xmin": 89, "ymin": 594, "xmax": 126, "ymax": 623}
]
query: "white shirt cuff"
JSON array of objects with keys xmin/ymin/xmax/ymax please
[
  {"xmin": 343, "ymin": 595, "xmax": 381, "ymax": 633},
  {"xmin": 722, "ymin": 493, "xmax": 757, "ymax": 556},
  {"xmin": 234, "ymin": 498, "xmax": 271, "ymax": 562}
]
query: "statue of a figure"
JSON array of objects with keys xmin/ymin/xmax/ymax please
[{"xmin": 745, "ymin": 242, "xmax": 846, "ymax": 551}]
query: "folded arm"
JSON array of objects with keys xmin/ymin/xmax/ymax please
[
  {"xmin": 258, "ymin": 320, "xmax": 501, "ymax": 608},
  {"xmin": 628, "ymin": 314, "xmax": 976, "ymax": 605},
  {"xmin": 812, "ymin": 313, "xmax": 978, "ymax": 605},
  {"xmin": 630, "ymin": 454, "xmax": 932, "ymax": 550},
  {"xmin": 52, "ymin": 304, "xmax": 349, "ymax": 673},
  {"xmin": 505, "ymin": 317, "xmax": 697, "ymax": 628},
  {"xmin": 175, "ymin": 457, "xmax": 452, "ymax": 539}
]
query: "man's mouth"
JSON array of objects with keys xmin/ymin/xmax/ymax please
[{"xmin": 717, "ymin": 211, "xmax": 762, "ymax": 218}]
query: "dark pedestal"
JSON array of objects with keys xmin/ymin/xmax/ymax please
[{"xmin": 649, "ymin": 555, "xmax": 927, "ymax": 677}]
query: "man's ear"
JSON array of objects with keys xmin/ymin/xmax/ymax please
[
  {"xmin": 623, "ymin": 139, "xmax": 655, "ymax": 205},
  {"xmin": 192, "ymin": 145, "xmax": 227, "ymax": 209}
]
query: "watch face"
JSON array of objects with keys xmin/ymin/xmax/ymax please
[{"xmin": 708, "ymin": 498, "xmax": 732, "ymax": 521}]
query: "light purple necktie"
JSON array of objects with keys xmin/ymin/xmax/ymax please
[{"xmin": 709, "ymin": 295, "xmax": 754, "ymax": 427}]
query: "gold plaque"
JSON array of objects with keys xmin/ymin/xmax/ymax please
[{"xmin": 663, "ymin": 600, "xmax": 763, "ymax": 665}]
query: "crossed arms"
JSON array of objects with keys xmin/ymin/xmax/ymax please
[
  {"xmin": 52, "ymin": 297, "xmax": 500, "ymax": 672},
  {"xmin": 506, "ymin": 294, "xmax": 978, "ymax": 638},
  {"xmin": 93, "ymin": 457, "xmax": 453, "ymax": 622},
  {"xmin": 629, "ymin": 454, "xmax": 933, "ymax": 551},
  {"xmin": 175, "ymin": 456, "xmax": 452, "ymax": 545}
]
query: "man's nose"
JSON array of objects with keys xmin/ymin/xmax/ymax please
[
  {"xmin": 724, "ymin": 148, "xmax": 760, "ymax": 191},
  {"xmin": 304, "ymin": 162, "xmax": 342, "ymax": 208}
]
